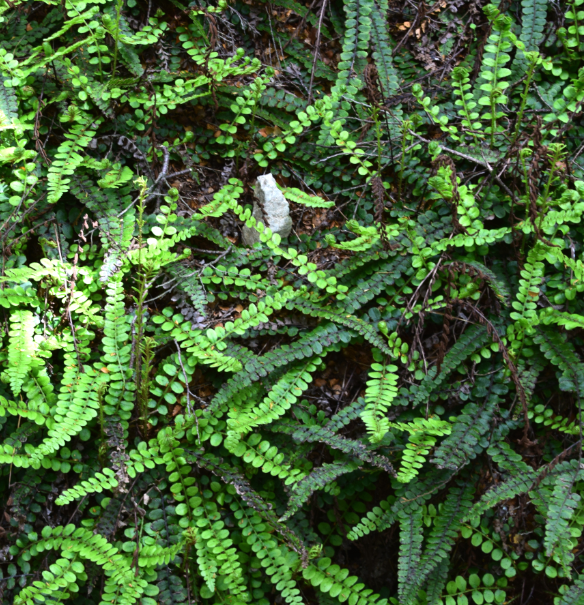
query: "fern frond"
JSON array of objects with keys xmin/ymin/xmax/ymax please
[
  {"xmin": 232, "ymin": 501, "xmax": 304, "ymax": 605},
  {"xmin": 432, "ymin": 373, "xmax": 507, "ymax": 470},
  {"xmin": 559, "ymin": 572, "xmax": 584, "ymax": 605},
  {"xmin": 32, "ymin": 367, "xmax": 101, "ymax": 461},
  {"xmin": 410, "ymin": 324, "xmax": 489, "ymax": 407},
  {"xmin": 47, "ymin": 113, "xmax": 100, "ymax": 204},
  {"xmin": 533, "ymin": 327, "xmax": 584, "ymax": 399},
  {"xmin": 188, "ymin": 448, "xmax": 308, "ymax": 556},
  {"xmin": 281, "ymin": 186, "xmax": 334, "ymax": 208},
  {"xmin": 362, "ymin": 351, "xmax": 398, "ymax": 442},
  {"xmin": 423, "ymin": 558, "xmax": 451, "ymax": 605},
  {"xmin": 5, "ymin": 309, "xmax": 37, "ymax": 395},
  {"xmin": 401, "ymin": 480, "xmax": 475, "ymax": 603},
  {"xmin": 208, "ymin": 322, "xmax": 345, "ymax": 416},
  {"xmin": 303, "ymin": 557, "xmax": 388, "ymax": 605},
  {"xmin": 32, "ymin": 525, "xmax": 133, "ymax": 578},
  {"xmin": 510, "ymin": 250, "xmax": 545, "ymax": 330},
  {"xmin": 281, "ymin": 459, "xmax": 358, "ymax": 521},
  {"xmin": 186, "ymin": 492, "xmax": 249, "ymax": 599},
  {"xmin": 99, "ymin": 210, "xmax": 136, "ymax": 282},
  {"xmin": 14, "ymin": 557, "xmax": 86, "ymax": 605},
  {"xmin": 0, "ymin": 386, "xmax": 49, "ymax": 426},
  {"xmin": 332, "ymin": 246, "xmax": 393, "ymax": 279},
  {"xmin": 292, "ymin": 297, "xmax": 396, "ymax": 357},
  {"xmin": 226, "ymin": 356, "xmax": 320, "ymax": 437},
  {"xmin": 397, "ymin": 432, "xmax": 439, "ymax": 483},
  {"xmin": 540, "ymin": 309, "xmax": 584, "ymax": 331},
  {"xmin": 336, "ymin": 0, "xmax": 372, "ymax": 90},
  {"xmin": 448, "ymin": 260, "xmax": 511, "ymax": 306},
  {"xmin": 544, "ymin": 468, "xmax": 581, "ymax": 572},
  {"xmin": 138, "ymin": 542, "xmax": 184, "ymax": 568},
  {"xmin": 465, "ymin": 442, "xmax": 538, "ymax": 520},
  {"xmin": 342, "ymin": 254, "xmax": 409, "ymax": 314},
  {"xmin": 0, "ymin": 73, "xmax": 18, "ymax": 123},
  {"xmin": 397, "ymin": 505, "xmax": 424, "ymax": 602},
  {"xmin": 518, "ymin": 0, "xmax": 548, "ymax": 53},
  {"xmin": 391, "ymin": 417, "xmax": 451, "ymax": 483},
  {"xmin": 173, "ymin": 291, "xmax": 296, "ymax": 372},
  {"xmin": 192, "ymin": 180, "xmax": 244, "ymax": 219},
  {"xmin": 369, "ymin": 0, "xmax": 400, "ymax": 98},
  {"xmin": 101, "ymin": 277, "xmax": 134, "ymax": 428},
  {"xmin": 326, "ymin": 397, "xmax": 366, "ymax": 431},
  {"xmin": 224, "ymin": 432, "xmax": 306, "ymax": 483},
  {"xmin": 273, "ymin": 419, "xmax": 396, "ymax": 472},
  {"xmin": 0, "ymin": 285, "xmax": 38, "ymax": 308},
  {"xmin": 347, "ymin": 469, "xmax": 451, "ymax": 539},
  {"xmin": 473, "ymin": 8, "xmax": 514, "ymax": 141},
  {"xmin": 489, "ymin": 440, "xmax": 533, "ymax": 475},
  {"xmin": 56, "ymin": 468, "xmax": 119, "ymax": 505}
]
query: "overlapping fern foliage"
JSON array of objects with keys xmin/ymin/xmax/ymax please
[{"xmin": 2, "ymin": 0, "xmax": 584, "ymax": 602}]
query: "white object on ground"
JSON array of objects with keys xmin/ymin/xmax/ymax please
[{"xmin": 242, "ymin": 174, "xmax": 292, "ymax": 246}]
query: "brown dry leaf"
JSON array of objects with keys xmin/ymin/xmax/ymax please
[
  {"xmin": 259, "ymin": 126, "xmax": 282, "ymax": 137},
  {"xmin": 172, "ymin": 405, "xmax": 183, "ymax": 417},
  {"xmin": 315, "ymin": 378, "xmax": 327, "ymax": 387},
  {"xmin": 235, "ymin": 304, "xmax": 244, "ymax": 313}
]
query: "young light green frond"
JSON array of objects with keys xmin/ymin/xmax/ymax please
[
  {"xmin": 303, "ymin": 557, "xmax": 388, "ymax": 605},
  {"xmin": 56, "ymin": 468, "xmax": 119, "ymax": 505},
  {"xmin": 5, "ymin": 309, "xmax": 37, "ymax": 395},
  {"xmin": 47, "ymin": 114, "xmax": 101, "ymax": 204},
  {"xmin": 510, "ymin": 257, "xmax": 545, "ymax": 329},
  {"xmin": 348, "ymin": 469, "xmax": 452, "ymax": 540},
  {"xmin": 14, "ymin": 557, "xmax": 86, "ymax": 605},
  {"xmin": 227, "ymin": 356, "xmax": 321, "ymax": 436},
  {"xmin": 362, "ymin": 352, "xmax": 398, "ymax": 443},
  {"xmin": 280, "ymin": 186, "xmax": 334, "ymax": 208}
]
